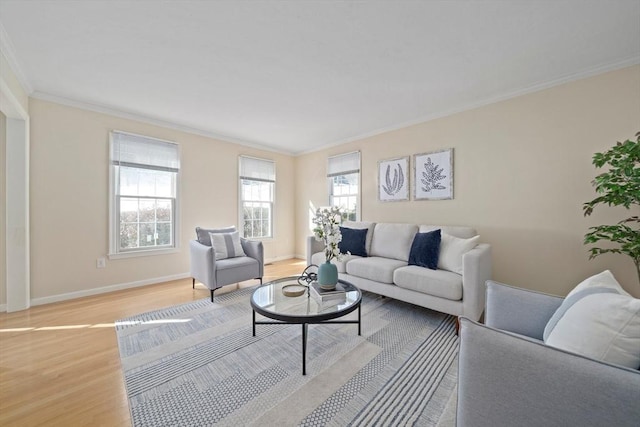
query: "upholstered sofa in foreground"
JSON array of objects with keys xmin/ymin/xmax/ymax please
[
  {"xmin": 307, "ymin": 221, "xmax": 492, "ymax": 321},
  {"xmin": 457, "ymin": 281, "xmax": 640, "ymax": 427}
]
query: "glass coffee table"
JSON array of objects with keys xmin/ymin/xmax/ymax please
[{"xmin": 250, "ymin": 276, "xmax": 362, "ymax": 375}]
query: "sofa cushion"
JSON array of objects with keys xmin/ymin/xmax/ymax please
[
  {"xmin": 543, "ymin": 270, "xmax": 640, "ymax": 369},
  {"xmin": 393, "ymin": 266, "xmax": 463, "ymax": 301},
  {"xmin": 196, "ymin": 226, "xmax": 236, "ymax": 246},
  {"xmin": 346, "ymin": 257, "xmax": 407, "ymax": 284},
  {"xmin": 437, "ymin": 233, "xmax": 479, "ymax": 274},
  {"xmin": 370, "ymin": 223, "xmax": 418, "ymax": 262},
  {"xmin": 342, "ymin": 221, "xmax": 376, "ymax": 255},
  {"xmin": 408, "ymin": 229, "xmax": 441, "ymax": 270},
  {"xmin": 311, "ymin": 251, "xmax": 361, "ymax": 274},
  {"xmin": 339, "ymin": 226, "xmax": 368, "ymax": 257},
  {"xmin": 209, "ymin": 231, "xmax": 246, "ymax": 260},
  {"xmin": 419, "ymin": 224, "xmax": 477, "ymax": 239}
]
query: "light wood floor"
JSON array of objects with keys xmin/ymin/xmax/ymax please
[{"xmin": 0, "ymin": 258, "xmax": 307, "ymax": 426}]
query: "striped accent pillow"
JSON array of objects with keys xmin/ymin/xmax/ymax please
[
  {"xmin": 209, "ymin": 231, "xmax": 246, "ymax": 260},
  {"xmin": 196, "ymin": 226, "xmax": 236, "ymax": 246},
  {"xmin": 543, "ymin": 270, "xmax": 640, "ymax": 369}
]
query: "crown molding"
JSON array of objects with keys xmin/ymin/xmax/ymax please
[
  {"xmin": 0, "ymin": 21, "xmax": 33, "ymax": 95},
  {"xmin": 296, "ymin": 56, "xmax": 640, "ymax": 156},
  {"xmin": 21, "ymin": 53, "xmax": 640, "ymax": 158},
  {"xmin": 0, "ymin": 78, "xmax": 29, "ymax": 119},
  {"xmin": 30, "ymin": 91, "xmax": 295, "ymax": 156}
]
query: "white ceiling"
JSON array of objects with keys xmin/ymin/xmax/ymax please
[{"xmin": 1, "ymin": 1, "xmax": 639, "ymax": 155}]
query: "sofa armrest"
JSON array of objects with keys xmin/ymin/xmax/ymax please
[
  {"xmin": 457, "ymin": 318, "xmax": 640, "ymax": 427},
  {"xmin": 306, "ymin": 236, "xmax": 324, "ymax": 266},
  {"xmin": 241, "ymin": 238, "xmax": 264, "ymax": 278},
  {"xmin": 485, "ymin": 281, "xmax": 563, "ymax": 340},
  {"xmin": 460, "ymin": 243, "xmax": 492, "ymax": 321},
  {"xmin": 189, "ymin": 240, "xmax": 216, "ymax": 289}
]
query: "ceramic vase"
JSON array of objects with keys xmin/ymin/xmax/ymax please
[{"xmin": 317, "ymin": 261, "xmax": 338, "ymax": 289}]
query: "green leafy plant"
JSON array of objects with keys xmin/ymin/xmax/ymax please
[{"xmin": 583, "ymin": 132, "xmax": 640, "ymax": 285}]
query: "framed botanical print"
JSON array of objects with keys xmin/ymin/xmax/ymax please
[
  {"xmin": 413, "ymin": 149, "xmax": 453, "ymax": 200},
  {"xmin": 378, "ymin": 156, "xmax": 409, "ymax": 202}
]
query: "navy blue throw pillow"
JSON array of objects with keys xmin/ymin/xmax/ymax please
[
  {"xmin": 408, "ymin": 229, "xmax": 441, "ymax": 270},
  {"xmin": 338, "ymin": 227, "xmax": 368, "ymax": 257}
]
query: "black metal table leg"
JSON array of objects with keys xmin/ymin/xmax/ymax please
[
  {"xmin": 358, "ymin": 304, "xmax": 361, "ymax": 336},
  {"xmin": 302, "ymin": 323, "xmax": 308, "ymax": 375},
  {"xmin": 252, "ymin": 310, "xmax": 256, "ymax": 336}
]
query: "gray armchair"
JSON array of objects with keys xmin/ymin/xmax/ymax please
[
  {"xmin": 189, "ymin": 229, "xmax": 264, "ymax": 302},
  {"xmin": 457, "ymin": 281, "xmax": 640, "ymax": 427}
]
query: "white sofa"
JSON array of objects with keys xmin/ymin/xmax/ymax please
[{"xmin": 306, "ymin": 221, "xmax": 492, "ymax": 321}]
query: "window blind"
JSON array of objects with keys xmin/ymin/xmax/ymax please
[
  {"xmin": 239, "ymin": 156, "xmax": 275, "ymax": 182},
  {"xmin": 327, "ymin": 151, "xmax": 360, "ymax": 177},
  {"xmin": 111, "ymin": 131, "xmax": 180, "ymax": 172}
]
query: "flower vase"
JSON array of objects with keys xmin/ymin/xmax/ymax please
[{"xmin": 317, "ymin": 261, "xmax": 338, "ymax": 290}]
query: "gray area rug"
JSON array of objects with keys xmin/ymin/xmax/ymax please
[{"xmin": 116, "ymin": 286, "xmax": 458, "ymax": 426}]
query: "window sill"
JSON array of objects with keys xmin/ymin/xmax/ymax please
[
  {"xmin": 243, "ymin": 236, "xmax": 274, "ymax": 242},
  {"xmin": 108, "ymin": 247, "xmax": 180, "ymax": 260}
]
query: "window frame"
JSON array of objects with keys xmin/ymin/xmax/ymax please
[
  {"xmin": 238, "ymin": 156, "xmax": 276, "ymax": 240},
  {"xmin": 327, "ymin": 151, "xmax": 361, "ymax": 221},
  {"xmin": 108, "ymin": 130, "xmax": 181, "ymax": 259}
]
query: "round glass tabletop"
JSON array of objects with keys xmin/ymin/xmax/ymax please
[{"xmin": 250, "ymin": 276, "xmax": 361, "ymax": 322}]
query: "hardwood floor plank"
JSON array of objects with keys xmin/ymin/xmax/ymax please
[{"xmin": 0, "ymin": 258, "xmax": 307, "ymax": 426}]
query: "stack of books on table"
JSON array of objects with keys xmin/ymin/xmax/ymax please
[{"xmin": 310, "ymin": 282, "xmax": 347, "ymax": 309}]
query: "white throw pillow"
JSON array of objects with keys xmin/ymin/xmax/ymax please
[
  {"xmin": 369, "ymin": 223, "xmax": 418, "ymax": 262},
  {"xmin": 209, "ymin": 231, "xmax": 246, "ymax": 260},
  {"xmin": 437, "ymin": 233, "xmax": 479, "ymax": 274},
  {"xmin": 544, "ymin": 270, "xmax": 640, "ymax": 369}
]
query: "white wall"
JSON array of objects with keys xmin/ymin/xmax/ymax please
[
  {"xmin": 296, "ymin": 65, "xmax": 640, "ymax": 297},
  {"xmin": 20, "ymin": 64, "xmax": 640, "ymax": 305},
  {"xmin": 1, "ymin": 47, "xmax": 31, "ymax": 311},
  {"xmin": 28, "ymin": 99, "xmax": 295, "ymax": 302}
]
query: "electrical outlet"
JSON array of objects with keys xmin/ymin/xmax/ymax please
[{"xmin": 96, "ymin": 257, "xmax": 106, "ymax": 268}]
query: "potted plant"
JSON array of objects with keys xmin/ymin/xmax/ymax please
[
  {"xmin": 312, "ymin": 206, "xmax": 346, "ymax": 289},
  {"xmin": 583, "ymin": 132, "xmax": 640, "ymax": 285}
]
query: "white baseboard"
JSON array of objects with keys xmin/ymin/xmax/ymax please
[
  {"xmin": 29, "ymin": 272, "xmax": 192, "ymax": 308},
  {"xmin": 2, "ymin": 257, "xmax": 309, "ymax": 312},
  {"xmin": 264, "ymin": 254, "xmax": 300, "ymax": 264}
]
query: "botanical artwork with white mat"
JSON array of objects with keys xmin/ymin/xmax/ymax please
[
  {"xmin": 378, "ymin": 156, "xmax": 410, "ymax": 202},
  {"xmin": 414, "ymin": 149, "xmax": 454, "ymax": 200}
]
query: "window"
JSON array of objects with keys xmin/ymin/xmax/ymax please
[
  {"xmin": 239, "ymin": 156, "xmax": 275, "ymax": 238},
  {"xmin": 109, "ymin": 131, "xmax": 180, "ymax": 256},
  {"xmin": 328, "ymin": 151, "xmax": 360, "ymax": 221}
]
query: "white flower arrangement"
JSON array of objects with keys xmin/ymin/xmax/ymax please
[{"xmin": 312, "ymin": 206, "xmax": 347, "ymax": 263}]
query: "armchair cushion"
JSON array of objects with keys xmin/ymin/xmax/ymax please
[
  {"xmin": 196, "ymin": 226, "xmax": 236, "ymax": 246},
  {"xmin": 215, "ymin": 256, "xmax": 260, "ymax": 289},
  {"xmin": 543, "ymin": 270, "xmax": 640, "ymax": 369},
  {"xmin": 209, "ymin": 231, "xmax": 245, "ymax": 260}
]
